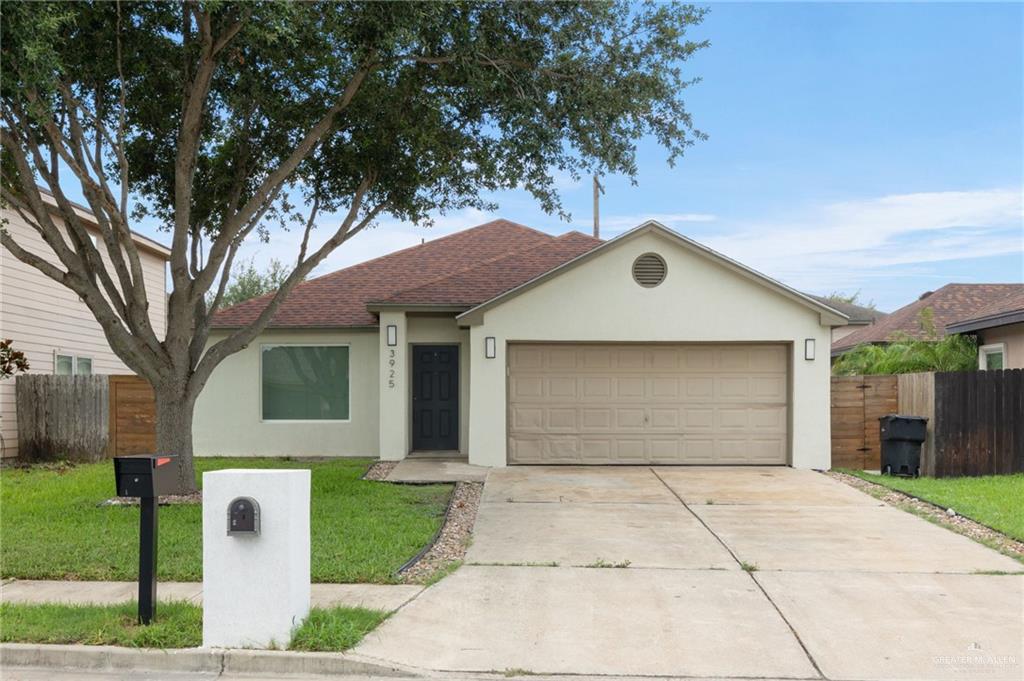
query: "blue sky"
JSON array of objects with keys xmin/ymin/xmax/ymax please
[{"xmin": 78, "ymin": 2, "xmax": 1024, "ymax": 311}]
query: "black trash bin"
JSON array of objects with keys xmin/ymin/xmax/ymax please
[{"xmin": 878, "ymin": 415, "xmax": 927, "ymax": 477}]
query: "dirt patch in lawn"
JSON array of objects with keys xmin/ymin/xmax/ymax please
[
  {"xmin": 399, "ymin": 481, "xmax": 482, "ymax": 584},
  {"xmin": 827, "ymin": 471, "xmax": 1024, "ymax": 563}
]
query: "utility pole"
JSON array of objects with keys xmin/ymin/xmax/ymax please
[{"xmin": 593, "ymin": 175, "xmax": 604, "ymax": 239}]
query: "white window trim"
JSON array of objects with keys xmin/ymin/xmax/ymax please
[
  {"xmin": 978, "ymin": 342, "xmax": 1006, "ymax": 371},
  {"xmin": 54, "ymin": 351, "xmax": 93, "ymax": 375},
  {"xmin": 259, "ymin": 343, "xmax": 352, "ymax": 424}
]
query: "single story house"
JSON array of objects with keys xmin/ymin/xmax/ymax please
[
  {"xmin": 946, "ymin": 289, "xmax": 1024, "ymax": 369},
  {"xmin": 198, "ymin": 219, "xmax": 848, "ymax": 469},
  {"xmin": 831, "ymin": 283, "xmax": 1023, "ymax": 357}
]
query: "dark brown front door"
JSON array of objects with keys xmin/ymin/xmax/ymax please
[{"xmin": 412, "ymin": 345, "xmax": 459, "ymax": 451}]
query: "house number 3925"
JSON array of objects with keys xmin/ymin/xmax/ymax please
[{"xmin": 387, "ymin": 348, "xmax": 396, "ymax": 388}]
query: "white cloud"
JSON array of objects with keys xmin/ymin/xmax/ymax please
[{"xmin": 700, "ymin": 187, "xmax": 1023, "ymax": 293}]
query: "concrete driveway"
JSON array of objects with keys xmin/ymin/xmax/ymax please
[{"xmin": 353, "ymin": 466, "xmax": 1024, "ymax": 680}]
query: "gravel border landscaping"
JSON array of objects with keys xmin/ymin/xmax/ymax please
[
  {"xmin": 362, "ymin": 461, "xmax": 398, "ymax": 481},
  {"xmin": 399, "ymin": 481, "xmax": 482, "ymax": 584},
  {"xmin": 826, "ymin": 470, "xmax": 1024, "ymax": 563}
]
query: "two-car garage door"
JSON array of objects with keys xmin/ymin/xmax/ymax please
[{"xmin": 507, "ymin": 343, "xmax": 789, "ymax": 465}]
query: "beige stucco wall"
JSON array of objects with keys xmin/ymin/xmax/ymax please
[
  {"xmin": 193, "ymin": 329, "xmax": 379, "ymax": 457},
  {"xmin": 977, "ymin": 323, "xmax": 1024, "ymax": 369},
  {"xmin": 465, "ymin": 230, "xmax": 833, "ymax": 470},
  {"xmin": 0, "ymin": 207, "xmax": 167, "ymax": 457},
  {"xmin": 378, "ymin": 312, "xmax": 471, "ymax": 460}
]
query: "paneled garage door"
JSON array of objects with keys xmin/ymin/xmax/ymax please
[{"xmin": 507, "ymin": 343, "xmax": 789, "ymax": 465}]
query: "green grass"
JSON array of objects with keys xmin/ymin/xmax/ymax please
[
  {"xmin": 1, "ymin": 458, "xmax": 451, "ymax": 583},
  {"xmin": 289, "ymin": 606, "xmax": 388, "ymax": 651},
  {"xmin": 0, "ymin": 601, "xmax": 202, "ymax": 648},
  {"xmin": 849, "ymin": 471, "xmax": 1024, "ymax": 542},
  {"xmin": 0, "ymin": 602, "xmax": 387, "ymax": 651}
]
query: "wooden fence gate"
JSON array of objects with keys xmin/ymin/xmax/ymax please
[
  {"xmin": 107, "ymin": 375, "xmax": 157, "ymax": 457},
  {"xmin": 830, "ymin": 375, "xmax": 898, "ymax": 470}
]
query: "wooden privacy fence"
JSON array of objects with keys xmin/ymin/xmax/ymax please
[
  {"xmin": 931, "ymin": 369, "xmax": 1023, "ymax": 477},
  {"xmin": 832, "ymin": 369, "xmax": 1024, "ymax": 477},
  {"xmin": 16, "ymin": 374, "xmax": 155, "ymax": 462},
  {"xmin": 830, "ymin": 375, "xmax": 898, "ymax": 470}
]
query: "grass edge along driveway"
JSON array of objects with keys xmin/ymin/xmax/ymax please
[
  {"xmin": 850, "ymin": 471, "xmax": 1024, "ymax": 542},
  {"xmin": 1, "ymin": 458, "xmax": 451, "ymax": 583},
  {"xmin": 0, "ymin": 601, "xmax": 387, "ymax": 652}
]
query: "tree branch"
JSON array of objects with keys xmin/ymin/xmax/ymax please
[{"xmin": 193, "ymin": 176, "xmax": 383, "ymax": 389}]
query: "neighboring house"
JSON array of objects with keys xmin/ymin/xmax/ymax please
[
  {"xmin": 200, "ymin": 219, "xmax": 847, "ymax": 469},
  {"xmin": 830, "ymin": 283, "xmax": 1023, "ymax": 358},
  {"xmin": 0, "ymin": 197, "xmax": 170, "ymax": 457},
  {"xmin": 946, "ymin": 289, "xmax": 1024, "ymax": 370},
  {"xmin": 807, "ymin": 295, "xmax": 886, "ymax": 344}
]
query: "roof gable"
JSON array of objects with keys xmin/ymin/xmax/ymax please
[
  {"xmin": 831, "ymin": 283, "xmax": 1024, "ymax": 353},
  {"xmin": 457, "ymin": 221, "xmax": 848, "ymax": 326}
]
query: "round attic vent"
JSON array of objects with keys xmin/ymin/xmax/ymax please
[{"xmin": 632, "ymin": 253, "xmax": 667, "ymax": 287}]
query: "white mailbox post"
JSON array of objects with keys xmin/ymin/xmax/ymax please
[{"xmin": 202, "ymin": 469, "xmax": 310, "ymax": 649}]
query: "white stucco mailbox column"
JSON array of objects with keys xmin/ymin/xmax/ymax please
[{"xmin": 202, "ymin": 469, "xmax": 310, "ymax": 649}]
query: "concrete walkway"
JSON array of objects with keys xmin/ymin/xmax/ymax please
[
  {"xmin": 385, "ymin": 457, "xmax": 488, "ymax": 483},
  {"xmin": 0, "ymin": 580, "xmax": 421, "ymax": 613},
  {"xmin": 353, "ymin": 466, "xmax": 1024, "ymax": 680}
]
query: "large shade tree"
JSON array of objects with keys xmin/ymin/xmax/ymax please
[{"xmin": 0, "ymin": 1, "xmax": 708, "ymax": 492}]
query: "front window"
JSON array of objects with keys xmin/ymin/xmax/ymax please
[
  {"xmin": 261, "ymin": 345, "xmax": 350, "ymax": 421},
  {"xmin": 979, "ymin": 343, "xmax": 1005, "ymax": 371}
]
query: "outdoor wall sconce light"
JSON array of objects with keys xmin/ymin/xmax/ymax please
[
  {"xmin": 386, "ymin": 325, "xmax": 398, "ymax": 347},
  {"xmin": 485, "ymin": 336, "xmax": 497, "ymax": 359},
  {"xmin": 804, "ymin": 338, "xmax": 816, "ymax": 361}
]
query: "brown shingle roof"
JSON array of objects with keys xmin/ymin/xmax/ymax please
[
  {"xmin": 946, "ymin": 289, "xmax": 1024, "ymax": 332},
  {"xmin": 212, "ymin": 220, "xmax": 584, "ymax": 328},
  {"xmin": 831, "ymin": 283, "xmax": 1024, "ymax": 353},
  {"xmin": 807, "ymin": 295, "xmax": 886, "ymax": 325},
  {"xmin": 375, "ymin": 231, "xmax": 603, "ymax": 306}
]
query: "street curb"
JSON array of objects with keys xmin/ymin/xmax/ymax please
[{"xmin": 0, "ymin": 643, "xmax": 415, "ymax": 677}]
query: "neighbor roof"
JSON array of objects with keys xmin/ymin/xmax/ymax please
[
  {"xmin": 831, "ymin": 283, "xmax": 1024, "ymax": 354},
  {"xmin": 807, "ymin": 295, "xmax": 886, "ymax": 325},
  {"xmin": 213, "ymin": 220, "xmax": 594, "ymax": 328},
  {"xmin": 946, "ymin": 289, "xmax": 1024, "ymax": 334}
]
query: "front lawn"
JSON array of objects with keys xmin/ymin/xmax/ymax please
[
  {"xmin": 850, "ymin": 471, "xmax": 1024, "ymax": 542},
  {"xmin": 1, "ymin": 458, "xmax": 450, "ymax": 583},
  {"xmin": 0, "ymin": 601, "xmax": 387, "ymax": 651}
]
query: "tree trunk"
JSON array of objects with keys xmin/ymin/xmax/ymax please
[{"xmin": 154, "ymin": 385, "xmax": 198, "ymax": 494}]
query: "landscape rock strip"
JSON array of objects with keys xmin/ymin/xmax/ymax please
[{"xmin": 827, "ymin": 470, "xmax": 1024, "ymax": 560}]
